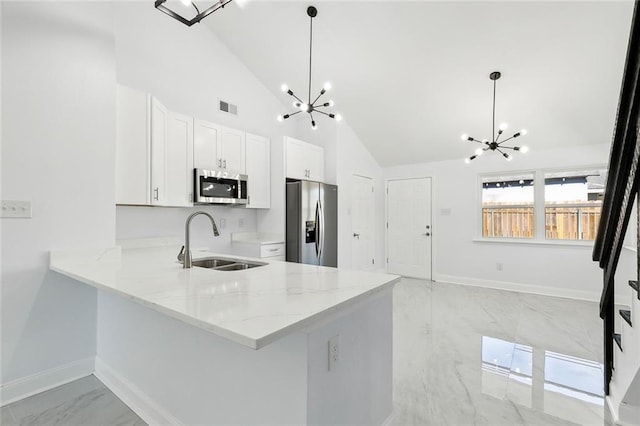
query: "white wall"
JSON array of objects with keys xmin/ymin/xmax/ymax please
[
  {"xmin": 384, "ymin": 143, "xmax": 622, "ymax": 301},
  {"xmin": 112, "ymin": 1, "xmax": 298, "ymax": 249},
  {"xmin": 1, "ymin": 2, "xmax": 115, "ymax": 384}
]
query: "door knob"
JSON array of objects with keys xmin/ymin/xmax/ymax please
[
  {"xmin": 426, "ymin": 225, "xmax": 430, "ymax": 229},
  {"xmin": 353, "ymin": 233, "xmax": 360, "ymax": 239},
  {"xmin": 425, "ymin": 232, "xmax": 431, "ymax": 236}
]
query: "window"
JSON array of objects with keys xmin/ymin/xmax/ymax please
[
  {"xmin": 544, "ymin": 169, "xmax": 606, "ymax": 240},
  {"xmin": 482, "ymin": 174, "xmax": 535, "ymax": 238},
  {"xmin": 480, "ymin": 167, "xmax": 606, "ymax": 242}
]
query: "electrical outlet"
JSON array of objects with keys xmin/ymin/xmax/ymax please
[
  {"xmin": 219, "ymin": 218, "xmax": 227, "ymax": 229},
  {"xmin": 496, "ymin": 263, "xmax": 503, "ymax": 271},
  {"xmin": 328, "ymin": 335, "xmax": 340, "ymax": 371},
  {"xmin": 1, "ymin": 200, "xmax": 32, "ymax": 218}
]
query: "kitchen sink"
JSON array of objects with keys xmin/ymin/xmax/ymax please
[
  {"xmin": 191, "ymin": 257, "xmax": 266, "ymax": 271},
  {"xmin": 191, "ymin": 258, "xmax": 236, "ymax": 269}
]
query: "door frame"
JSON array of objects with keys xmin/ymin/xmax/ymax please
[
  {"xmin": 384, "ymin": 176, "xmax": 434, "ymax": 280},
  {"xmin": 351, "ymin": 173, "xmax": 375, "ymax": 271}
]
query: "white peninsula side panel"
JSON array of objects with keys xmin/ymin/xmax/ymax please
[{"xmin": 95, "ymin": 288, "xmax": 393, "ymax": 425}]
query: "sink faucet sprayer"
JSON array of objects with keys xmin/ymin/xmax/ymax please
[{"xmin": 178, "ymin": 211, "xmax": 220, "ymax": 268}]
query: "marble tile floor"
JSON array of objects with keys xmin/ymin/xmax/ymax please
[
  {"xmin": 0, "ymin": 375, "xmax": 144, "ymax": 426},
  {"xmin": 1, "ymin": 278, "xmax": 609, "ymax": 425},
  {"xmin": 392, "ymin": 278, "xmax": 608, "ymax": 426}
]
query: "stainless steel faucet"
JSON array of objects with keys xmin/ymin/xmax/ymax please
[{"xmin": 179, "ymin": 211, "xmax": 220, "ymax": 268}]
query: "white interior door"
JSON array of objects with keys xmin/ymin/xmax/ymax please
[
  {"xmin": 387, "ymin": 178, "xmax": 432, "ymax": 279},
  {"xmin": 351, "ymin": 175, "xmax": 375, "ymax": 271}
]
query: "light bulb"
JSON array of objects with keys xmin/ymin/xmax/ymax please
[
  {"xmin": 180, "ymin": 0, "xmax": 192, "ymax": 6},
  {"xmin": 499, "ymin": 123, "xmax": 508, "ymax": 131},
  {"xmin": 277, "ymin": 115, "xmax": 283, "ymax": 122},
  {"xmin": 300, "ymin": 103, "xmax": 308, "ymax": 112},
  {"xmin": 323, "ymin": 82, "xmax": 332, "ymax": 91},
  {"xmin": 461, "ymin": 134, "xmax": 469, "ymax": 141},
  {"xmin": 280, "ymin": 84, "xmax": 288, "ymax": 92},
  {"xmin": 464, "ymin": 158, "xmax": 471, "ymax": 164},
  {"xmin": 328, "ymin": 100, "xmax": 334, "ymax": 107},
  {"xmin": 482, "ymin": 139, "xmax": 489, "ymax": 144},
  {"xmin": 312, "ymin": 123, "xmax": 317, "ymax": 130},
  {"xmin": 335, "ymin": 114, "xmax": 342, "ymax": 122},
  {"xmin": 520, "ymin": 129, "xmax": 528, "ymax": 136},
  {"xmin": 505, "ymin": 154, "xmax": 513, "ymax": 161},
  {"xmin": 520, "ymin": 146, "xmax": 529, "ymax": 153},
  {"xmin": 475, "ymin": 148, "xmax": 483, "ymax": 156}
]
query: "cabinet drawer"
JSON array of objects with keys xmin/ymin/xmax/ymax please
[{"xmin": 260, "ymin": 243, "xmax": 284, "ymax": 258}]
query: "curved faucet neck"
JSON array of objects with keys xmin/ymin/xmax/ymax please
[{"xmin": 183, "ymin": 211, "xmax": 220, "ymax": 268}]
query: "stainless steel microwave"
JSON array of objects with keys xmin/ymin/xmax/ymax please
[{"xmin": 194, "ymin": 169, "xmax": 248, "ymax": 205}]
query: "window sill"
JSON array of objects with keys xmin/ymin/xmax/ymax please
[{"xmin": 472, "ymin": 238, "xmax": 595, "ymax": 248}]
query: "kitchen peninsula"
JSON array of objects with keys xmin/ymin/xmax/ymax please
[{"xmin": 50, "ymin": 245, "xmax": 398, "ymax": 425}]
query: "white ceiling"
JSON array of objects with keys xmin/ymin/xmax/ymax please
[{"xmin": 204, "ymin": 1, "xmax": 634, "ymax": 167}]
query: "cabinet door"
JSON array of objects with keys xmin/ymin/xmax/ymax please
[
  {"xmin": 116, "ymin": 85, "xmax": 150, "ymax": 205},
  {"xmin": 220, "ymin": 127, "xmax": 246, "ymax": 173},
  {"xmin": 194, "ymin": 119, "xmax": 220, "ymax": 170},
  {"xmin": 307, "ymin": 143, "xmax": 325, "ymax": 182},
  {"xmin": 166, "ymin": 112, "xmax": 194, "ymax": 207},
  {"xmin": 285, "ymin": 137, "xmax": 310, "ymax": 180},
  {"xmin": 150, "ymin": 96, "xmax": 168, "ymax": 206},
  {"xmin": 245, "ymin": 133, "xmax": 270, "ymax": 209}
]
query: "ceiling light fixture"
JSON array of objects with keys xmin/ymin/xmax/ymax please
[
  {"xmin": 155, "ymin": 0, "xmax": 232, "ymax": 27},
  {"xmin": 462, "ymin": 71, "xmax": 528, "ymax": 164},
  {"xmin": 277, "ymin": 6, "xmax": 340, "ymax": 130}
]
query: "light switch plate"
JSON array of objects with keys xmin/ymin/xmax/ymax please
[{"xmin": 1, "ymin": 200, "xmax": 32, "ymax": 218}]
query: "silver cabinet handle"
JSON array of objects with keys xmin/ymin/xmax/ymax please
[
  {"xmin": 153, "ymin": 187, "xmax": 159, "ymax": 200},
  {"xmin": 217, "ymin": 159, "xmax": 222, "ymax": 168},
  {"xmin": 353, "ymin": 233, "xmax": 360, "ymax": 239},
  {"xmin": 268, "ymin": 248, "xmax": 279, "ymax": 252},
  {"xmin": 223, "ymin": 159, "xmax": 227, "ymax": 169},
  {"xmin": 247, "ymin": 195, "xmax": 251, "ymax": 205}
]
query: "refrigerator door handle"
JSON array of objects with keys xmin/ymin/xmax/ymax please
[
  {"xmin": 318, "ymin": 200, "xmax": 325, "ymax": 259},
  {"xmin": 315, "ymin": 201, "xmax": 320, "ymax": 258}
]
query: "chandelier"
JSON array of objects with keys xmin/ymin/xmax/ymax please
[
  {"xmin": 155, "ymin": 0, "xmax": 232, "ymax": 27},
  {"xmin": 462, "ymin": 71, "xmax": 528, "ymax": 163},
  {"xmin": 277, "ymin": 6, "xmax": 341, "ymax": 130}
]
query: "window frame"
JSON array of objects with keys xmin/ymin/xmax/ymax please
[{"xmin": 476, "ymin": 164, "xmax": 607, "ymax": 245}]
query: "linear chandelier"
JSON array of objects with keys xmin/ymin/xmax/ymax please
[
  {"xmin": 155, "ymin": 0, "xmax": 232, "ymax": 27},
  {"xmin": 277, "ymin": 6, "xmax": 341, "ymax": 130},
  {"xmin": 462, "ymin": 71, "xmax": 529, "ymax": 163}
]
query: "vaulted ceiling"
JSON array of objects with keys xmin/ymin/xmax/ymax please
[{"xmin": 204, "ymin": 1, "xmax": 634, "ymax": 166}]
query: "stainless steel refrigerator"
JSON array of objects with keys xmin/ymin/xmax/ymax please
[{"xmin": 286, "ymin": 180, "xmax": 338, "ymax": 267}]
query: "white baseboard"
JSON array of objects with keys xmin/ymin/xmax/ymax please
[
  {"xmin": 94, "ymin": 357, "xmax": 182, "ymax": 426},
  {"xmin": 0, "ymin": 357, "xmax": 95, "ymax": 407},
  {"xmin": 433, "ymin": 273, "xmax": 602, "ymax": 302}
]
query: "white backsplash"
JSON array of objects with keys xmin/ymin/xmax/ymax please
[{"xmin": 116, "ymin": 205, "xmax": 257, "ymax": 253}]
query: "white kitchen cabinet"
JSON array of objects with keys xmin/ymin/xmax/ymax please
[
  {"xmin": 166, "ymin": 112, "xmax": 194, "ymax": 207},
  {"xmin": 116, "ymin": 85, "xmax": 150, "ymax": 205},
  {"xmin": 245, "ymin": 133, "xmax": 270, "ymax": 209},
  {"xmin": 220, "ymin": 126, "xmax": 246, "ymax": 173},
  {"xmin": 150, "ymin": 97, "xmax": 168, "ymax": 206},
  {"xmin": 194, "ymin": 119, "xmax": 220, "ymax": 171},
  {"xmin": 116, "ymin": 84, "xmax": 193, "ymax": 207},
  {"xmin": 231, "ymin": 233, "xmax": 285, "ymax": 261},
  {"xmin": 193, "ymin": 120, "xmax": 245, "ymax": 173},
  {"xmin": 285, "ymin": 136, "xmax": 325, "ymax": 181}
]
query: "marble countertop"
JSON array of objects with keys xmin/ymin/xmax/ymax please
[{"xmin": 50, "ymin": 246, "xmax": 399, "ymax": 349}]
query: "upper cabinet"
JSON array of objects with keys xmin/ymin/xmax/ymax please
[
  {"xmin": 286, "ymin": 137, "xmax": 325, "ymax": 182},
  {"xmin": 194, "ymin": 121, "xmax": 245, "ymax": 173},
  {"xmin": 220, "ymin": 127, "xmax": 246, "ymax": 174},
  {"xmin": 116, "ymin": 84, "xmax": 270, "ymax": 209},
  {"xmin": 116, "ymin": 85, "xmax": 193, "ymax": 207},
  {"xmin": 116, "ymin": 85, "xmax": 150, "ymax": 205},
  {"xmin": 194, "ymin": 119, "xmax": 220, "ymax": 171},
  {"xmin": 245, "ymin": 133, "xmax": 270, "ymax": 209}
]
